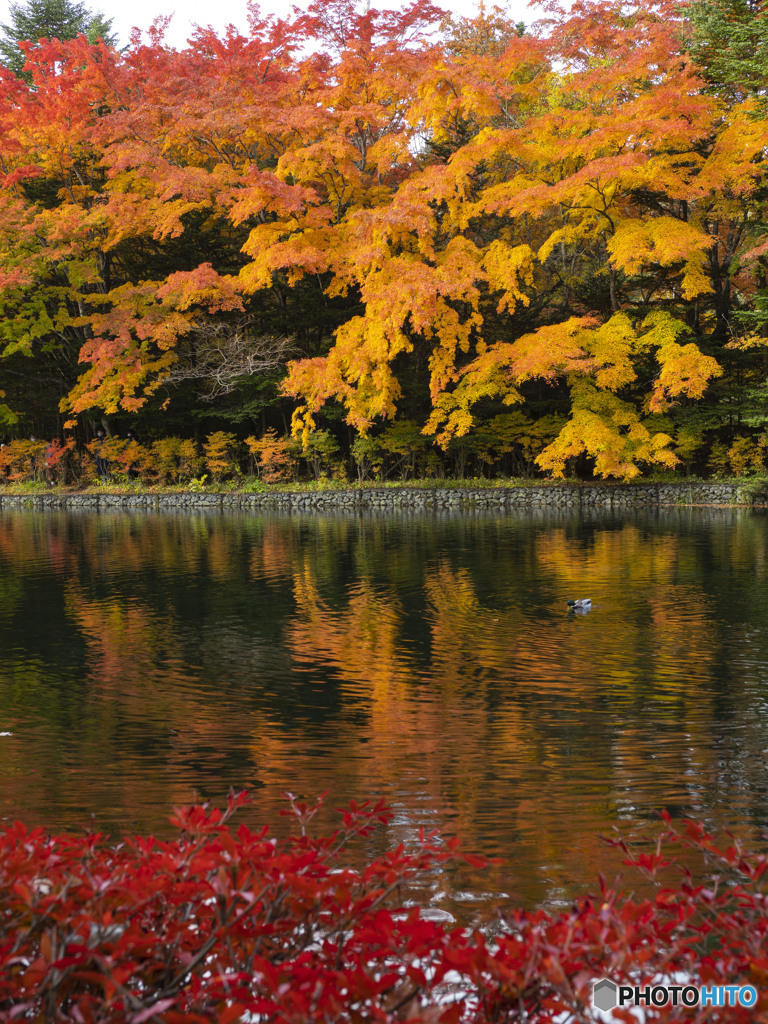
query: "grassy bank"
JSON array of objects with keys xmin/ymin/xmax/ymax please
[{"xmin": 0, "ymin": 474, "xmax": 766, "ymax": 494}]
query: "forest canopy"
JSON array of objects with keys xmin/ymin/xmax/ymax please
[{"xmin": 0, "ymin": 0, "xmax": 767, "ymax": 480}]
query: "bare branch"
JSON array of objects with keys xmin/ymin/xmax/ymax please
[{"xmin": 162, "ymin": 320, "xmax": 295, "ymax": 399}]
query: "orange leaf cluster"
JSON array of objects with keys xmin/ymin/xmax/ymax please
[{"xmin": 0, "ymin": 0, "xmax": 764, "ymax": 476}]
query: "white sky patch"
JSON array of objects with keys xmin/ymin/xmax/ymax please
[{"xmin": 0, "ymin": 0, "xmax": 540, "ymax": 51}]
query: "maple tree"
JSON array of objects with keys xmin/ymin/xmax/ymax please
[
  {"xmin": 278, "ymin": 0, "xmax": 754, "ymax": 477},
  {"xmin": 245, "ymin": 428, "xmax": 296, "ymax": 482},
  {"xmin": 0, "ymin": 0, "xmax": 767, "ymax": 478}
]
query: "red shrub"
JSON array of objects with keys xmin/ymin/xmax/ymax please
[{"xmin": 1, "ymin": 799, "xmax": 767, "ymax": 1022}]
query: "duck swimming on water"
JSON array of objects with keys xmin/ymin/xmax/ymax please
[{"xmin": 567, "ymin": 598, "xmax": 592, "ymax": 611}]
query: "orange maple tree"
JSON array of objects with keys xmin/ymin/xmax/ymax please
[{"xmin": 0, "ymin": 0, "xmax": 765, "ymax": 478}]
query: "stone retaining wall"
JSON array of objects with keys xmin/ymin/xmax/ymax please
[{"xmin": 0, "ymin": 481, "xmax": 759, "ymax": 511}]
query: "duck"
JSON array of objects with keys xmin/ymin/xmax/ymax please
[{"xmin": 567, "ymin": 598, "xmax": 592, "ymax": 611}]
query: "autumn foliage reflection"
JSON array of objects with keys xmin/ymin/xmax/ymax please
[{"xmin": 1, "ymin": 509, "xmax": 768, "ymax": 907}]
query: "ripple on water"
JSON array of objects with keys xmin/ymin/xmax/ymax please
[{"xmin": 0, "ymin": 507, "xmax": 768, "ymax": 913}]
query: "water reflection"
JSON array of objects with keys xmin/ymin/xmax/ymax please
[{"xmin": 1, "ymin": 507, "xmax": 768, "ymax": 917}]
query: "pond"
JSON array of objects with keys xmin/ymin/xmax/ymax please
[{"xmin": 1, "ymin": 505, "xmax": 768, "ymax": 922}]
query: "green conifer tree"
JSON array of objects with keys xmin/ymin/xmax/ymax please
[
  {"xmin": 0, "ymin": 0, "xmax": 116, "ymax": 76},
  {"xmin": 687, "ymin": 0, "xmax": 768, "ymax": 102}
]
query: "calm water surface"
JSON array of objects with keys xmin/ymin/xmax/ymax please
[{"xmin": 1, "ymin": 506, "xmax": 768, "ymax": 920}]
